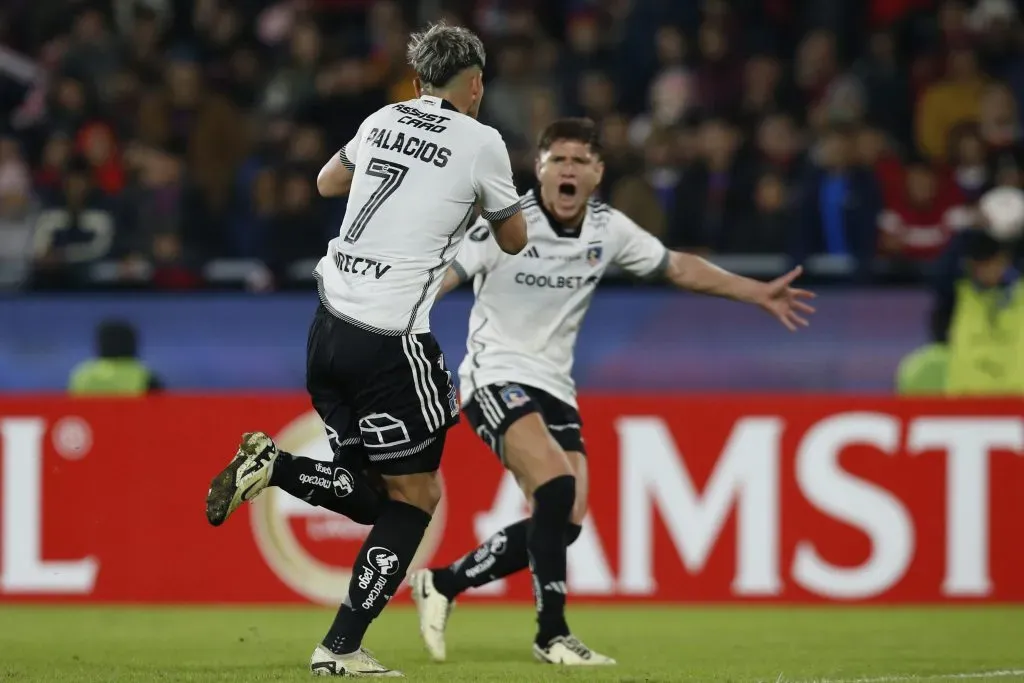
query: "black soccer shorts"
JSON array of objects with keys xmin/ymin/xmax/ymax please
[
  {"xmin": 305, "ymin": 304, "xmax": 459, "ymax": 475},
  {"xmin": 463, "ymin": 382, "xmax": 586, "ymax": 462}
]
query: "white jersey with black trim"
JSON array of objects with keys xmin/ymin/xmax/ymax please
[
  {"xmin": 314, "ymin": 95, "xmax": 521, "ymax": 336},
  {"xmin": 453, "ymin": 188, "xmax": 670, "ymax": 409}
]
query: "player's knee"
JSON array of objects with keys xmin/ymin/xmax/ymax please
[
  {"xmin": 532, "ymin": 473, "xmax": 576, "ymax": 521},
  {"xmin": 566, "ymin": 522, "xmax": 583, "ymax": 546},
  {"xmin": 382, "ymin": 471, "xmax": 441, "ymax": 515}
]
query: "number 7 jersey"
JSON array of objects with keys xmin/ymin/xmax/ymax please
[{"xmin": 314, "ymin": 95, "xmax": 521, "ymax": 336}]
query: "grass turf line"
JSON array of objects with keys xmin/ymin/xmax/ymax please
[{"xmin": 0, "ymin": 605, "xmax": 1021, "ymax": 682}]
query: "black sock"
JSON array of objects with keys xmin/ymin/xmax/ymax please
[
  {"xmin": 269, "ymin": 450, "xmax": 384, "ymax": 525},
  {"xmin": 433, "ymin": 519, "xmax": 529, "ymax": 599},
  {"xmin": 527, "ymin": 475, "xmax": 575, "ymax": 645},
  {"xmin": 323, "ymin": 500, "xmax": 431, "ymax": 654},
  {"xmin": 432, "ymin": 520, "xmax": 585, "ymax": 600}
]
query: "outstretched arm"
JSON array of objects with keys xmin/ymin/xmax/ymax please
[{"xmin": 664, "ymin": 252, "xmax": 816, "ymax": 331}]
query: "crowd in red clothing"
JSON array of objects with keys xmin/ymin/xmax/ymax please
[{"xmin": 0, "ymin": 0, "xmax": 1023, "ymax": 291}]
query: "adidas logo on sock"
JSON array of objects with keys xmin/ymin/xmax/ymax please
[{"xmin": 522, "ymin": 246, "xmax": 540, "ymax": 258}]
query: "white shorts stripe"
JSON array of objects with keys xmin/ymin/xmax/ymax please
[
  {"xmin": 411, "ymin": 335, "xmax": 445, "ymax": 431},
  {"xmin": 475, "ymin": 386, "xmax": 504, "ymax": 428},
  {"xmin": 401, "ymin": 337, "xmax": 437, "ymax": 432},
  {"xmin": 475, "ymin": 390, "xmax": 499, "ymax": 429},
  {"xmin": 484, "ymin": 386, "xmax": 510, "ymax": 428}
]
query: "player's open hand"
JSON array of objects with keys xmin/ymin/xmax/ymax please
[{"xmin": 757, "ymin": 265, "xmax": 816, "ymax": 332}]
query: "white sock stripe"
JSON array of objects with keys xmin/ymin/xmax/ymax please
[
  {"xmin": 411, "ymin": 336, "xmax": 445, "ymax": 430},
  {"xmin": 401, "ymin": 337, "xmax": 436, "ymax": 432},
  {"xmin": 548, "ymin": 423, "xmax": 580, "ymax": 431}
]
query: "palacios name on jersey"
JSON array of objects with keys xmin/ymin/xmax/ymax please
[{"xmin": 362, "ymin": 127, "xmax": 452, "ymax": 168}]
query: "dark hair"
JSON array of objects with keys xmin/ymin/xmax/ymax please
[
  {"xmin": 537, "ymin": 118, "xmax": 602, "ymax": 158},
  {"xmin": 965, "ymin": 229, "xmax": 1008, "ymax": 261},
  {"xmin": 97, "ymin": 320, "xmax": 138, "ymax": 358},
  {"xmin": 406, "ymin": 22, "xmax": 486, "ymax": 87}
]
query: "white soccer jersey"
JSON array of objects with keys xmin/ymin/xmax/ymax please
[
  {"xmin": 453, "ymin": 189, "xmax": 670, "ymax": 408},
  {"xmin": 314, "ymin": 95, "xmax": 521, "ymax": 335}
]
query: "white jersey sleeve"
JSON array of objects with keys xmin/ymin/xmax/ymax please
[
  {"xmin": 451, "ymin": 220, "xmax": 502, "ymax": 281},
  {"xmin": 337, "ymin": 122, "xmax": 363, "ymax": 171},
  {"xmin": 472, "ymin": 131, "xmax": 521, "ymax": 221},
  {"xmin": 610, "ymin": 210, "xmax": 670, "ymax": 278}
]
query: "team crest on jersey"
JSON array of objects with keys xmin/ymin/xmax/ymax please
[
  {"xmin": 499, "ymin": 384, "xmax": 531, "ymax": 409},
  {"xmin": 586, "ymin": 244, "xmax": 603, "ymax": 265}
]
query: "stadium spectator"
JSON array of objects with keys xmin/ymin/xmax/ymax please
[
  {"xmin": 693, "ymin": 22, "xmax": 742, "ymax": 114},
  {"xmin": 916, "ymin": 47, "xmax": 988, "ymax": 162},
  {"xmin": 0, "ymin": 134, "xmax": 33, "ymax": 286},
  {"xmin": 929, "ymin": 226, "xmax": 1023, "ymax": 395},
  {"xmin": 671, "ymin": 117, "xmax": 744, "ymax": 250},
  {"xmin": 3, "ymin": 0, "xmax": 1024, "ymax": 292},
  {"xmin": 736, "ymin": 54, "xmax": 788, "ymax": 134},
  {"xmin": 793, "ymin": 125, "xmax": 882, "ymax": 280},
  {"xmin": 852, "ymin": 30, "xmax": 913, "ymax": 147},
  {"xmin": 878, "ymin": 158, "xmax": 971, "ymax": 262},
  {"xmin": 267, "ymin": 164, "xmax": 323, "ymax": 281},
  {"xmin": 77, "ymin": 121, "xmax": 125, "ymax": 195},
  {"xmin": 793, "ymin": 30, "xmax": 840, "ymax": 119},
  {"xmin": 948, "ymin": 122, "xmax": 992, "ymax": 201},
  {"xmin": 608, "ymin": 128, "xmax": 670, "ymax": 241},
  {"xmin": 68, "ymin": 319, "xmax": 163, "ymax": 395},
  {"xmin": 481, "ymin": 37, "xmax": 536, "ymax": 145},
  {"xmin": 31, "ymin": 155, "xmax": 115, "ymax": 289},
  {"xmin": 116, "ymin": 143, "xmax": 204, "ymax": 287},
  {"xmin": 137, "ymin": 50, "xmax": 248, "ymax": 213}
]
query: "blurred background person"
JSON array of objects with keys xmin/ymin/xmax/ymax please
[
  {"xmin": 900, "ymin": 186, "xmax": 1024, "ymax": 395},
  {"xmin": 68, "ymin": 319, "xmax": 163, "ymax": 395}
]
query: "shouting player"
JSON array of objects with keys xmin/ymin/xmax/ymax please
[
  {"xmin": 204, "ymin": 22, "xmax": 526, "ymax": 677},
  {"xmin": 407, "ymin": 118, "xmax": 816, "ymax": 665}
]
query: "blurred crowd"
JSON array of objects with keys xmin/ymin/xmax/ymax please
[{"xmin": 1, "ymin": 0, "xmax": 1024, "ymax": 291}]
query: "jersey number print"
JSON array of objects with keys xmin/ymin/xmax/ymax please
[{"xmin": 344, "ymin": 158, "xmax": 411, "ymax": 244}]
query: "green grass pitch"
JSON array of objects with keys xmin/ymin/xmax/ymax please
[{"xmin": 1, "ymin": 605, "xmax": 1022, "ymax": 682}]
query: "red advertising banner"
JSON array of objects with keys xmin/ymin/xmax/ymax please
[{"xmin": 0, "ymin": 395, "xmax": 1021, "ymax": 604}]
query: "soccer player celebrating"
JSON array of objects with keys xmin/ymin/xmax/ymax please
[
  {"xmin": 407, "ymin": 118, "xmax": 816, "ymax": 665},
  {"xmin": 204, "ymin": 22, "xmax": 527, "ymax": 677}
]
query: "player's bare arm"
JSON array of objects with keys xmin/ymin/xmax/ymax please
[
  {"xmin": 664, "ymin": 253, "xmax": 817, "ymax": 332},
  {"xmin": 490, "ymin": 210, "xmax": 527, "ymax": 254},
  {"xmin": 316, "ymin": 152, "xmax": 354, "ymax": 197}
]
